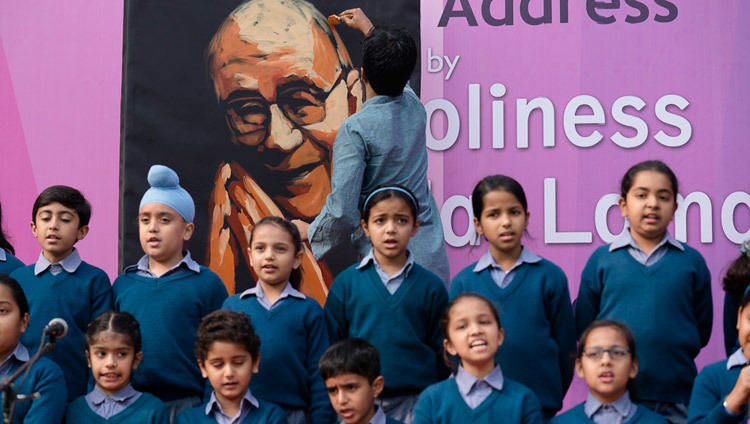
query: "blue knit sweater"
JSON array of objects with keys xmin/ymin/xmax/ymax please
[
  {"xmin": 450, "ymin": 258, "xmax": 575, "ymax": 413},
  {"xmin": 176, "ymin": 399, "xmax": 287, "ymax": 423},
  {"xmin": 11, "ymin": 261, "xmax": 112, "ymax": 400},
  {"xmin": 686, "ymin": 359, "xmax": 748, "ymax": 424},
  {"xmin": 5, "ymin": 355, "xmax": 68, "ymax": 424},
  {"xmin": 0, "ymin": 250, "xmax": 24, "ymax": 275},
  {"xmin": 222, "ymin": 293, "xmax": 335, "ymax": 424},
  {"xmin": 551, "ymin": 403, "xmax": 667, "ymax": 423},
  {"xmin": 325, "ymin": 263, "xmax": 449, "ymax": 392},
  {"xmin": 113, "ymin": 266, "xmax": 228, "ymax": 401},
  {"xmin": 65, "ymin": 392, "xmax": 169, "ymax": 423},
  {"xmin": 575, "ymin": 245, "xmax": 712, "ymax": 403},
  {"xmin": 413, "ymin": 377, "xmax": 542, "ymax": 424}
]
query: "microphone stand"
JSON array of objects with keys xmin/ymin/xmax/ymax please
[{"xmin": 0, "ymin": 334, "xmax": 58, "ymax": 424}]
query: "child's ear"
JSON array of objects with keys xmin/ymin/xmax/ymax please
[
  {"xmin": 410, "ymin": 219, "xmax": 421, "ymax": 237},
  {"xmin": 618, "ymin": 196, "xmax": 628, "ymax": 218},
  {"xmin": 183, "ymin": 222, "xmax": 195, "ymax": 241},
  {"xmin": 629, "ymin": 358, "xmax": 639, "ymax": 379},
  {"xmin": 30, "ymin": 221, "xmax": 37, "ymax": 237},
  {"xmin": 443, "ymin": 338, "xmax": 457, "ymax": 357},
  {"xmin": 248, "ymin": 247, "xmax": 255, "ymax": 269},
  {"xmin": 497, "ymin": 327, "xmax": 505, "ymax": 348},
  {"xmin": 575, "ymin": 358, "xmax": 584, "ymax": 379},
  {"xmin": 19, "ymin": 312, "xmax": 28, "ymax": 335},
  {"xmin": 361, "ymin": 219, "xmax": 370, "ymax": 237},
  {"xmin": 76, "ymin": 225, "xmax": 90, "ymax": 241},
  {"xmin": 293, "ymin": 250, "xmax": 303, "ymax": 270},
  {"xmin": 473, "ymin": 217, "xmax": 484, "ymax": 236},
  {"xmin": 252, "ymin": 354, "xmax": 261, "ymax": 374},
  {"xmin": 85, "ymin": 350, "xmax": 92, "ymax": 368},
  {"xmin": 371, "ymin": 375, "xmax": 385, "ymax": 398},
  {"xmin": 524, "ymin": 211, "xmax": 530, "ymax": 230},
  {"xmin": 132, "ymin": 351, "xmax": 144, "ymax": 370},
  {"xmin": 198, "ymin": 361, "xmax": 208, "ymax": 379}
]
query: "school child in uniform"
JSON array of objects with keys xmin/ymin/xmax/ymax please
[
  {"xmin": 0, "ymin": 200, "xmax": 24, "ymax": 275},
  {"xmin": 318, "ymin": 338, "xmax": 403, "ymax": 424},
  {"xmin": 575, "ymin": 160, "xmax": 712, "ymax": 424},
  {"xmin": 721, "ymin": 240, "xmax": 750, "ymax": 356},
  {"xmin": 113, "ymin": 165, "xmax": 228, "ymax": 421},
  {"xmin": 302, "ymin": 8, "xmax": 450, "ymax": 284},
  {"xmin": 450, "ymin": 175, "xmax": 575, "ymax": 420},
  {"xmin": 324, "ymin": 185, "xmax": 449, "ymax": 424},
  {"xmin": 687, "ymin": 285, "xmax": 750, "ymax": 423},
  {"xmin": 551, "ymin": 320, "xmax": 667, "ymax": 424},
  {"xmin": 176, "ymin": 310, "xmax": 287, "ymax": 423},
  {"xmin": 0, "ymin": 274, "xmax": 67, "ymax": 423},
  {"xmin": 65, "ymin": 311, "xmax": 169, "ymax": 423},
  {"xmin": 10, "ymin": 185, "xmax": 112, "ymax": 400},
  {"xmin": 222, "ymin": 216, "xmax": 334, "ymax": 424},
  {"xmin": 413, "ymin": 293, "xmax": 542, "ymax": 424}
]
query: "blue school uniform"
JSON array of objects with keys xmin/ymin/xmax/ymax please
[
  {"xmin": 113, "ymin": 254, "xmax": 228, "ymax": 402},
  {"xmin": 412, "ymin": 370, "xmax": 542, "ymax": 424},
  {"xmin": 0, "ymin": 249, "xmax": 24, "ymax": 275},
  {"xmin": 0, "ymin": 344, "xmax": 67, "ymax": 424},
  {"xmin": 65, "ymin": 387, "xmax": 169, "ymax": 423},
  {"xmin": 575, "ymin": 232, "xmax": 712, "ymax": 404},
  {"xmin": 450, "ymin": 247, "xmax": 575, "ymax": 415},
  {"xmin": 552, "ymin": 395, "xmax": 667, "ymax": 423},
  {"xmin": 222, "ymin": 283, "xmax": 335, "ymax": 424},
  {"xmin": 686, "ymin": 348, "xmax": 749, "ymax": 424},
  {"xmin": 307, "ymin": 84, "xmax": 449, "ymax": 283},
  {"xmin": 10, "ymin": 249, "xmax": 113, "ymax": 400},
  {"xmin": 324, "ymin": 260, "xmax": 449, "ymax": 395},
  {"xmin": 176, "ymin": 389, "xmax": 287, "ymax": 424}
]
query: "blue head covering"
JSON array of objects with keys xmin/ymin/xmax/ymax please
[{"xmin": 139, "ymin": 165, "xmax": 195, "ymax": 223}]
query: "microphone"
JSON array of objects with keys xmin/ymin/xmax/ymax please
[{"xmin": 42, "ymin": 318, "xmax": 68, "ymax": 339}]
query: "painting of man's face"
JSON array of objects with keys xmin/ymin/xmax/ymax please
[{"xmin": 208, "ymin": 0, "xmax": 355, "ymax": 219}]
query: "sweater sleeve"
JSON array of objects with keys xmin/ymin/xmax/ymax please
[
  {"xmin": 544, "ymin": 265, "xmax": 576, "ymax": 394},
  {"xmin": 22, "ymin": 360, "xmax": 68, "ymax": 424},
  {"xmin": 202, "ymin": 269, "xmax": 230, "ymax": 315},
  {"xmin": 307, "ymin": 119, "xmax": 367, "ymax": 261},
  {"xmin": 575, "ymin": 250, "xmax": 603, "ymax": 337},
  {"xmin": 89, "ymin": 267, "xmax": 114, "ymax": 321},
  {"xmin": 521, "ymin": 388, "xmax": 544, "ymax": 424},
  {"xmin": 687, "ymin": 365, "xmax": 745, "ymax": 424},
  {"xmin": 692, "ymin": 253, "xmax": 713, "ymax": 348},
  {"xmin": 324, "ymin": 275, "xmax": 349, "ymax": 344},
  {"xmin": 413, "ymin": 387, "xmax": 435, "ymax": 424},
  {"xmin": 427, "ymin": 278, "xmax": 450, "ymax": 380},
  {"xmin": 305, "ymin": 304, "xmax": 336, "ymax": 424}
]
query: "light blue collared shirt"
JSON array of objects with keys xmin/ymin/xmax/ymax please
[
  {"xmin": 609, "ymin": 225, "xmax": 683, "ymax": 266},
  {"xmin": 125, "ymin": 251, "xmax": 201, "ymax": 278},
  {"xmin": 0, "ymin": 249, "xmax": 6, "ymax": 262},
  {"xmin": 86, "ymin": 384, "xmax": 142, "ymax": 419},
  {"xmin": 472, "ymin": 247, "xmax": 541, "ymax": 289},
  {"xmin": 205, "ymin": 389, "xmax": 259, "ymax": 424},
  {"xmin": 239, "ymin": 281, "xmax": 306, "ymax": 311},
  {"xmin": 455, "ymin": 365, "xmax": 504, "ymax": 410},
  {"xmin": 0, "ymin": 344, "xmax": 29, "ymax": 379},
  {"xmin": 726, "ymin": 347, "xmax": 749, "ymax": 370},
  {"xmin": 34, "ymin": 248, "xmax": 82, "ymax": 276},
  {"xmin": 583, "ymin": 391, "xmax": 636, "ymax": 424},
  {"xmin": 357, "ymin": 249, "xmax": 414, "ymax": 294}
]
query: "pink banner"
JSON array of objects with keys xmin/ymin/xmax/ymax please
[{"xmin": 424, "ymin": 0, "xmax": 750, "ymax": 405}]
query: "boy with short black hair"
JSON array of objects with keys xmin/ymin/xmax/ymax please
[
  {"xmin": 319, "ymin": 338, "xmax": 403, "ymax": 424},
  {"xmin": 11, "ymin": 185, "xmax": 113, "ymax": 400},
  {"xmin": 303, "ymin": 9, "xmax": 450, "ymax": 284},
  {"xmin": 113, "ymin": 165, "xmax": 228, "ymax": 421},
  {"xmin": 177, "ymin": 309, "xmax": 287, "ymax": 423}
]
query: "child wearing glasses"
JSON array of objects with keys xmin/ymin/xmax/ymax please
[
  {"xmin": 552, "ymin": 320, "xmax": 666, "ymax": 423},
  {"xmin": 299, "ymin": 8, "xmax": 450, "ymax": 284}
]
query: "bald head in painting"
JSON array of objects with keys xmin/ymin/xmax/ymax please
[{"xmin": 206, "ymin": 0, "xmax": 362, "ymax": 301}]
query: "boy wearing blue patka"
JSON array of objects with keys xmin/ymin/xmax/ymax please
[
  {"xmin": 11, "ymin": 185, "xmax": 112, "ymax": 400},
  {"xmin": 114, "ymin": 165, "xmax": 228, "ymax": 422}
]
